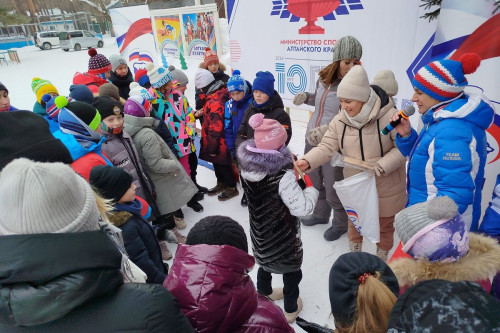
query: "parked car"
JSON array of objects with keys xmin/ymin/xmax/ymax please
[
  {"xmin": 34, "ymin": 31, "xmax": 61, "ymax": 50},
  {"xmin": 59, "ymin": 30, "xmax": 104, "ymax": 52}
]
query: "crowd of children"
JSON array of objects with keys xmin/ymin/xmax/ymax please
[{"xmin": 0, "ymin": 37, "xmax": 499, "ymax": 333}]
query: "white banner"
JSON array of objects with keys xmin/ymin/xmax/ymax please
[
  {"xmin": 109, "ymin": 5, "xmax": 157, "ymax": 75},
  {"xmin": 227, "ymin": 0, "xmax": 437, "ymax": 113},
  {"xmin": 432, "ymin": 1, "xmax": 500, "ymax": 218}
]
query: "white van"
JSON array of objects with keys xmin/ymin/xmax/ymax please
[
  {"xmin": 59, "ymin": 30, "xmax": 104, "ymax": 51},
  {"xmin": 34, "ymin": 31, "xmax": 61, "ymax": 50}
]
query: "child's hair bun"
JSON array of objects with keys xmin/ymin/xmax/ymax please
[
  {"xmin": 54, "ymin": 96, "xmax": 68, "ymax": 109},
  {"xmin": 88, "ymin": 48, "xmax": 97, "ymax": 57},
  {"xmin": 249, "ymin": 113, "xmax": 265, "ymax": 129}
]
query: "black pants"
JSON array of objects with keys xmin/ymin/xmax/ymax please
[
  {"xmin": 153, "ymin": 213, "xmax": 176, "ymax": 240},
  {"xmin": 188, "ymin": 151, "xmax": 199, "ymax": 184},
  {"xmin": 257, "ymin": 267, "xmax": 302, "ymax": 313},
  {"xmin": 214, "ymin": 163, "xmax": 236, "ymax": 187}
]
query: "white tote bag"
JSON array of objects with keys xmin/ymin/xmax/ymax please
[{"xmin": 334, "ymin": 171, "xmax": 380, "ymax": 243}]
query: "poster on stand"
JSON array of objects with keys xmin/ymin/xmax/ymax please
[
  {"xmin": 109, "ymin": 5, "xmax": 157, "ymax": 74},
  {"xmin": 152, "ymin": 15, "xmax": 183, "ymax": 66},
  {"xmin": 181, "ymin": 11, "xmax": 217, "ymax": 57}
]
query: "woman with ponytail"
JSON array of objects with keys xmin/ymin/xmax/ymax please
[{"xmin": 297, "ymin": 252, "xmax": 399, "ymax": 333}]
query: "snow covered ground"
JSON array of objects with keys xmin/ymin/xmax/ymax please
[{"xmin": 1, "ymin": 34, "xmax": 397, "ymax": 332}]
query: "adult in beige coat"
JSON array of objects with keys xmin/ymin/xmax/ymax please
[{"xmin": 296, "ymin": 65, "xmax": 406, "ymax": 261}]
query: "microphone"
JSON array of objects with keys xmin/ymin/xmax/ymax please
[{"xmin": 381, "ymin": 105, "xmax": 415, "ymax": 135}]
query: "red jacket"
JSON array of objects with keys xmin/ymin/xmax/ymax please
[
  {"xmin": 73, "ymin": 72, "xmax": 108, "ymax": 94},
  {"xmin": 199, "ymin": 86, "xmax": 232, "ymax": 165},
  {"xmin": 165, "ymin": 244, "xmax": 294, "ymax": 333},
  {"xmin": 71, "ymin": 152, "xmax": 109, "ymax": 181}
]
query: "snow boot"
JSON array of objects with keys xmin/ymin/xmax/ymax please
[
  {"xmin": 376, "ymin": 247, "xmax": 389, "ymax": 262},
  {"xmin": 207, "ymin": 182, "xmax": 225, "ymax": 196},
  {"xmin": 284, "ymin": 297, "xmax": 303, "ymax": 323},
  {"xmin": 349, "ymin": 241, "xmax": 362, "ymax": 252},
  {"xmin": 218, "ymin": 187, "xmax": 239, "ymax": 201},
  {"xmin": 187, "ymin": 197, "xmax": 204, "ymax": 213},
  {"xmin": 158, "ymin": 241, "xmax": 173, "ymax": 261}
]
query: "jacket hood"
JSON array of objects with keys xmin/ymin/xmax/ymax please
[
  {"xmin": 123, "ymin": 114, "xmax": 157, "ymax": 136},
  {"xmin": 430, "ymin": 93, "xmax": 495, "ymax": 130},
  {"xmin": 238, "ymin": 139, "xmax": 294, "ymax": 180},
  {"xmin": 0, "ymin": 231, "xmax": 123, "ymax": 326},
  {"xmin": 108, "ymin": 211, "xmax": 133, "ymax": 227},
  {"xmin": 166, "ymin": 244, "xmax": 258, "ymax": 332},
  {"xmin": 73, "ymin": 72, "xmax": 108, "ymax": 87},
  {"xmin": 389, "ymin": 233, "xmax": 500, "ymax": 287},
  {"xmin": 250, "ymin": 91, "xmax": 284, "ymax": 113}
]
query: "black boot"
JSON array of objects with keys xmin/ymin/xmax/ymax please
[
  {"xmin": 196, "ymin": 183, "xmax": 208, "ymax": 194},
  {"xmin": 193, "ymin": 191, "xmax": 204, "ymax": 201},
  {"xmin": 323, "ymin": 226, "xmax": 347, "ymax": 241},
  {"xmin": 187, "ymin": 197, "xmax": 204, "ymax": 212},
  {"xmin": 173, "ymin": 209, "xmax": 184, "ymax": 219}
]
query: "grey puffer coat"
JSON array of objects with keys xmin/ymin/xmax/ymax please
[{"xmin": 124, "ymin": 115, "xmax": 198, "ymax": 215}]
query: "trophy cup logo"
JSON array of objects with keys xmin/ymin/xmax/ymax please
[{"xmin": 287, "ymin": 0, "xmax": 341, "ymax": 34}]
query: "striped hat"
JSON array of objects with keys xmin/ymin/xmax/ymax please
[
  {"xmin": 412, "ymin": 53, "xmax": 481, "ymax": 102},
  {"xmin": 31, "ymin": 77, "xmax": 59, "ymax": 104}
]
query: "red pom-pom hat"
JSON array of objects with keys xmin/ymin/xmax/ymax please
[{"xmin": 87, "ymin": 48, "xmax": 112, "ymax": 75}]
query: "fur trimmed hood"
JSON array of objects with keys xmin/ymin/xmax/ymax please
[
  {"xmin": 108, "ymin": 211, "xmax": 133, "ymax": 227},
  {"xmin": 390, "ymin": 233, "xmax": 500, "ymax": 287},
  {"xmin": 237, "ymin": 139, "xmax": 294, "ymax": 176}
]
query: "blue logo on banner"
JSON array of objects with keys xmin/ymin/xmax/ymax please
[{"xmin": 286, "ymin": 64, "xmax": 307, "ymax": 95}]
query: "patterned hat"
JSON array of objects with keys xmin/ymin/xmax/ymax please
[
  {"xmin": 146, "ymin": 63, "xmax": 172, "ymax": 89},
  {"xmin": 31, "ymin": 77, "xmax": 59, "ymax": 104},
  {"xmin": 412, "ymin": 53, "xmax": 481, "ymax": 102},
  {"xmin": 203, "ymin": 47, "xmax": 219, "ymax": 67},
  {"xmin": 227, "ymin": 70, "xmax": 248, "ymax": 93},
  {"xmin": 332, "ymin": 35, "xmax": 363, "ymax": 62},
  {"xmin": 394, "ymin": 196, "xmax": 469, "ymax": 262},
  {"xmin": 87, "ymin": 48, "xmax": 112, "ymax": 75}
]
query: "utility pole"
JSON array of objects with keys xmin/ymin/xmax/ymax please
[{"xmin": 27, "ymin": 0, "xmax": 37, "ymax": 23}]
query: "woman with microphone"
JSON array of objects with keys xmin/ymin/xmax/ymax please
[{"xmin": 295, "ymin": 65, "xmax": 407, "ymax": 262}]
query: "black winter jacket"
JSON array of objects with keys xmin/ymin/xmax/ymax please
[
  {"xmin": 0, "ymin": 231, "xmax": 193, "ymax": 332},
  {"xmin": 109, "ymin": 69, "xmax": 133, "ymax": 100},
  {"xmin": 109, "ymin": 211, "xmax": 167, "ymax": 284},
  {"xmin": 236, "ymin": 91, "xmax": 292, "ymax": 148}
]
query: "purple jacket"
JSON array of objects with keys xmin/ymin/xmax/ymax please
[{"xmin": 165, "ymin": 244, "xmax": 294, "ymax": 333}]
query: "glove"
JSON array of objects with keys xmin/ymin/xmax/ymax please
[
  {"xmin": 293, "ymin": 92, "xmax": 309, "ymax": 106},
  {"xmin": 307, "ymin": 124, "xmax": 329, "ymax": 146},
  {"xmin": 296, "ymin": 317, "xmax": 334, "ymax": 333},
  {"xmin": 374, "ymin": 163, "xmax": 385, "ymax": 176}
]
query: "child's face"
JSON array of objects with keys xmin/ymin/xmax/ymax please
[
  {"xmin": 207, "ymin": 62, "xmax": 219, "ymax": 74},
  {"xmin": 115, "ymin": 64, "xmax": 128, "ymax": 77},
  {"xmin": 102, "ymin": 114, "xmax": 124, "ymax": 133},
  {"xmin": 118, "ymin": 183, "xmax": 137, "ymax": 203},
  {"xmin": 0, "ymin": 90, "xmax": 10, "ymax": 112},
  {"xmin": 231, "ymin": 90, "xmax": 245, "ymax": 102},
  {"xmin": 253, "ymin": 90, "xmax": 269, "ymax": 105},
  {"xmin": 177, "ymin": 84, "xmax": 187, "ymax": 94},
  {"xmin": 104, "ymin": 70, "xmax": 111, "ymax": 79},
  {"xmin": 159, "ymin": 81, "xmax": 173, "ymax": 95}
]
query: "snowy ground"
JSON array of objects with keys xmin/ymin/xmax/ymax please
[{"xmin": 1, "ymin": 35, "xmax": 397, "ymax": 332}]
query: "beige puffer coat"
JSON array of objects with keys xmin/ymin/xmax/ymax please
[{"xmin": 303, "ymin": 88, "xmax": 407, "ymax": 217}]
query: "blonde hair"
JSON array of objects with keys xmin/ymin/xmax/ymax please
[
  {"xmin": 319, "ymin": 62, "xmax": 340, "ymax": 85},
  {"xmin": 92, "ymin": 190, "xmax": 114, "ymax": 222},
  {"xmin": 336, "ymin": 272, "xmax": 397, "ymax": 333}
]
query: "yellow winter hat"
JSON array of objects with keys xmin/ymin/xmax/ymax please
[{"xmin": 31, "ymin": 77, "xmax": 59, "ymax": 104}]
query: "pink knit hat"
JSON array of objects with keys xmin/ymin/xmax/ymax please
[{"xmin": 248, "ymin": 113, "xmax": 287, "ymax": 150}]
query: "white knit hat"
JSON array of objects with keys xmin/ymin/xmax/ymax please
[
  {"xmin": 0, "ymin": 158, "xmax": 100, "ymax": 235},
  {"xmin": 195, "ymin": 68, "xmax": 215, "ymax": 89},
  {"xmin": 337, "ymin": 65, "xmax": 370, "ymax": 102},
  {"xmin": 372, "ymin": 70, "xmax": 398, "ymax": 97},
  {"xmin": 146, "ymin": 62, "xmax": 172, "ymax": 89}
]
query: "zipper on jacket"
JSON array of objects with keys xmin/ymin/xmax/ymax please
[
  {"xmin": 358, "ymin": 128, "xmax": 365, "ymax": 161},
  {"xmin": 341, "ymin": 123, "xmax": 347, "ymax": 150},
  {"xmin": 377, "ymin": 119, "xmax": 384, "ymax": 157},
  {"xmin": 315, "ymin": 83, "xmax": 333, "ymax": 127}
]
